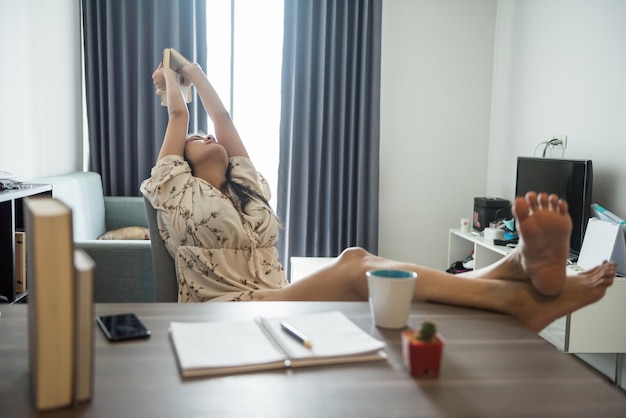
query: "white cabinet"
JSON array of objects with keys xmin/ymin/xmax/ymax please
[
  {"xmin": 290, "ymin": 257, "xmax": 335, "ymax": 282},
  {"xmin": 447, "ymin": 229, "xmax": 514, "ymax": 270},
  {"xmin": 448, "ymin": 228, "xmax": 626, "ymax": 389},
  {"xmin": 448, "ymin": 228, "xmax": 626, "ymax": 353}
]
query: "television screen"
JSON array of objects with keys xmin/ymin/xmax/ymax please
[{"xmin": 515, "ymin": 157, "xmax": 593, "ymax": 256}]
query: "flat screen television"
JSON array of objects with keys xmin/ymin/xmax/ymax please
[{"xmin": 515, "ymin": 157, "xmax": 593, "ymax": 256}]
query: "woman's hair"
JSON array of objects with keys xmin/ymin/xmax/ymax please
[
  {"xmin": 184, "ymin": 132, "xmax": 271, "ymax": 214},
  {"xmin": 224, "ymin": 161, "xmax": 271, "ymax": 213},
  {"xmin": 185, "ymin": 155, "xmax": 270, "ymax": 214}
]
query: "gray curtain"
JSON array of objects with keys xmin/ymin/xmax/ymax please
[
  {"xmin": 277, "ymin": 0, "xmax": 382, "ymax": 276},
  {"xmin": 82, "ymin": 0, "xmax": 207, "ymax": 196}
]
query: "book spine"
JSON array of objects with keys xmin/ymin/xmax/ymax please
[
  {"xmin": 25, "ymin": 197, "xmax": 75, "ymax": 411},
  {"xmin": 73, "ymin": 249, "xmax": 95, "ymax": 404}
]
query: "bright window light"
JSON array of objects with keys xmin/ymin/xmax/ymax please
[{"xmin": 206, "ymin": 0, "xmax": 283, "ymax": 210}]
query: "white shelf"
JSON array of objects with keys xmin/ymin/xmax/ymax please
[
  {"xmin": 448, "ymin": 228, "xmax": 626, "ymax": 353},
  {"xmin": 448, "ymin": 229, "xmax": 514, "ymax": 269},
  {"xmin": 448, "ymin": 228, "xmax": 626, "ymax": 389}
]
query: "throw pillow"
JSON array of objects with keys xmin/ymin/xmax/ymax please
[{"xmin": 98, "ymin": 226, "xmax": 150, "ymax": 240}]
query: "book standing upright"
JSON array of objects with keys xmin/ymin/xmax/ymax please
[
  {"xmin": 24, "ymin": 197, "xmax": 95, "ymax": 410},
  {"xmin": 25, "ymin": 197, "xmax": 75, "ymax": 411},
  {"xmin": 74, "ymin": 248, "xmax": 95, "ymax": 403}
]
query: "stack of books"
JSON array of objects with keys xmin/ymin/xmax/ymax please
[{"xmin": 24, "ymin": 197, "xmax": 95, "ymax": 411}]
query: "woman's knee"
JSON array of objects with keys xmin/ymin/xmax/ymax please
[
  {"xmin": 337, "ymin": 246, "xmax": 370, "ymax": 262},
  {"xmin": 335, "ymin": 247, "xmax": 375, "ymax": 278}
]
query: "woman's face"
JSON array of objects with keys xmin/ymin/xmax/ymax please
[{"xmin": 184, "ymin": 134, "xmax": 228, "ymax": 173}]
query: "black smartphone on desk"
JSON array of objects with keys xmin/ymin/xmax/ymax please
[{"xmin": 96, "ymin": 313, "xmax": 151, "ymax": 342}]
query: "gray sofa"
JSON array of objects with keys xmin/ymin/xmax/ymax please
[{"xmin": 30, "ymin": 172, "xmax": 156, "ymax": 302}]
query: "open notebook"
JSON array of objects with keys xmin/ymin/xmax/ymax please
[{"xmin": 169, "ymin": 311, "xmax": 387, "ymax": 377}]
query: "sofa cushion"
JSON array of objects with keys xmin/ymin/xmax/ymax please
[
  {"xmin": 32, "ymin": 172, "xmax": 107, "ymax": 240},
  {"xmin": 98, "ymin": 226, "xmax": 150, "ymax": 240}
]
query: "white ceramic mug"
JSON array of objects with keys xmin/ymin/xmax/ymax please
[{"xmin": 366, "ymin": 269, "xmax": 417, "ymax": 329}]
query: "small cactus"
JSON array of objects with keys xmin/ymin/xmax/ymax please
[{"xmin": 417, "ymin": 321, "xmax": 437, "ymax": 342}]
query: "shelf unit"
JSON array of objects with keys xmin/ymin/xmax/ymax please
[
  {"xmin": 0, "ymin": 184, "xmax": 52, "ymax": 303},
  {"xmin": 448, "ymin": 228, "xmax": 626, "ymax": 389},
  {"xmin": 447, "ymin": 229, "xmax": 515, "ymax": 269}
]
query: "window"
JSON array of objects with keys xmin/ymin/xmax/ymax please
[{"xmin": 206, "ymin": 0, "xmax": 283, "ymax": 210}]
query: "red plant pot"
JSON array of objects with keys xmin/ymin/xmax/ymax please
[{"xmin": 401, "ymin": 330, "xmax": 445, "ymax": 378}]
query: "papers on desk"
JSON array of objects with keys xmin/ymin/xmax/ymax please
[
  {"xmin": 577, "ymin": 217, "xmax": 626, "ymax": 275},
  {"xmin": 169, "ymin": 311, "xmax": 387, "ymax": 377}
]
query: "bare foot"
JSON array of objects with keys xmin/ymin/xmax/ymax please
[
  {"xmin": 515, "ymin": 261, "xmax": 616, "ymax": 332},
  {"xmin": 512, "ymin": 192, "xmax": 572, "ymax": 296}
]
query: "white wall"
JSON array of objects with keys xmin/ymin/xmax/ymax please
[
  {"xmin": 0, "ymin": 0, "xmax": 83, "ymax": 180},
  {"xmin": 380, "ymin": 0, "xmax": 626, "ymax": 269},
  {"xmin": 380, "ymin": 0, "xmax": 497, "ymax": 268},
  {"xmin": 488, "ymin": 0, "xmax": 626, "ymax": 219}
]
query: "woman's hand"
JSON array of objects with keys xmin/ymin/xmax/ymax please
[
  {"xmin": 152, "ymin": 63, "xmax": 167, "ymax": 95},
  {"xmin": 152, "ymin": 64, "xmax": 179, "ymax": 95},
  {"xmin": 179, "ymin": 63, "xmax": 202, "ymax": 87}
]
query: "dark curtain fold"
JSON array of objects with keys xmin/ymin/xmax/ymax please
[
  {"xmin": 277, "ymin": 0, "xmax": 382, "ymax": 276},
  {"xmin": 82, "ymin": 0, "xmax": 207, "ymax": 196}
]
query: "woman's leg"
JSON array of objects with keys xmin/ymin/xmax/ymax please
[
  {"xmin": 263, "ymin": 248, "xmax": 614, "ymax": 331},
  {"xmin": 262, "ymin": 192, "xmax": 616, "ymax": 331}
]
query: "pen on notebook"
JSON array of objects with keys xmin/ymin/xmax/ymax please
[{"xmin": 280, "ymin": 321, "xmax": 313, "ymax": 349}]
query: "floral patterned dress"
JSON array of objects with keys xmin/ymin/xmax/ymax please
[{"xmin": 140, "ymin": 155, "xmax": 287, "ymax": 302}]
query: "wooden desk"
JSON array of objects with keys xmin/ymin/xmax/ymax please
[{"xmin": 1, "ymin": 302, "xmax": 624, "ymax": 417}]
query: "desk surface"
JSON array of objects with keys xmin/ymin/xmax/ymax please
[{"xmin": 1, "ymin": 302, "xmax": 624, "ymax": 417}]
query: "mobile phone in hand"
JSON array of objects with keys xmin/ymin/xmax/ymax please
[{"xmin": 96, "ymin": 313, "xmax": 151, "ymax": 342}]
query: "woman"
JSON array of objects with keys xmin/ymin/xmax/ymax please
[{"xmin": 141, "ymin": 62, "xmax": 616, "ymax": 332}]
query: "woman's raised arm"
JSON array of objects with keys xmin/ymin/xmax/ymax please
[
  {"xmin": 152, "ymin": 65, "xmax": 190, "ymax": 162},
  {"xmin": 181, "ymin": 64, "xmax": 249, "ymax": 159}
]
